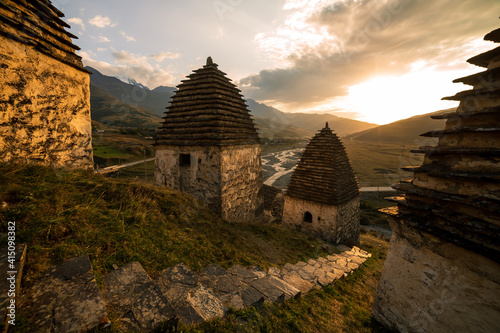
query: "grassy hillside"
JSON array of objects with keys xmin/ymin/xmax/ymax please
[
  {"xmin": 0, "ymin": 162, "xmax": 392, "ymax": 332},
  {"xmin": 87, "ymin": 66, "xmax": 174, "ymax": 117},
  {"xmin": 90, "ymin": 84, "xmax": 162, "ymax": 128},
  {"xmin": 344, "ymin": 140, "xmax": 422, "ymax": 187},
  {"xmin": 346, "ymin": 109, "xmax": 453, "ymax": 145},
  {"xmin": 0, "ymin": 163, "xmax": 337, "ymax": 287}
]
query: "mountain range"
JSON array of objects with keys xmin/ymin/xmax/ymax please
[
  {"xmin": 87, "ymin": 67, "xmax": 377, "ymax": 138},
  {"xmin": 87, "ymin": 67, "xmax": 451, "ymax": 143}
]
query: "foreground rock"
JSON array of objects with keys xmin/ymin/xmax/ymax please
[
  {"xmin": 22, "ymin": 256, "xmax": 108, "ymax": 333},
  {"xmin": 21, "ymin": 245, "xmax": 371, "ymax": 332}
]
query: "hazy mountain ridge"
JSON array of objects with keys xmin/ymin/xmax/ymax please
[
  {"xmin": 246, "ymin": 99, "xmax": 377, "ymax": 137},
  {"xmin": 253, "ymin": 117, "xmax": 314, "ymax": 139},
  {"xmin": 346, "ymin": 108, "xmax": 454, "ymax": 145},
  {"xmin": 90, "ymin": 84, "xmax": 162, "ymax": 128}
]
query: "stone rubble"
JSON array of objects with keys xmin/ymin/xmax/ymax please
[{"xmin": 20, "ymin": 246, "xmax": 371, "ymax": 332}]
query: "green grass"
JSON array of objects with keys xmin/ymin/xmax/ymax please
[
  {"xmin": 113, "ymin": 160, "xmax": 156, "ymax": 183},
  {"xmin": 0, "ymin": 163, "xmax": 331, "ymax": 288},
  {"xmin": 93, "ymin": 145, "xmax": 133, "ymax": 159}
]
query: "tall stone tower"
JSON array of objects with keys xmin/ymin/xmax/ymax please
[
  {"xmin": 282, "ymin": 123, "xmax": 360, "ymax": 245},
  {"xmin": 0, "ymin": 0, "xmax": 93, "ymax": 169},
  {"xmin": 155, "ymin": 57, "xmax": 263, "ymax": 223},
  {"xmin": 372, "ymin": 27, "xmax": 500, "ymax": 332}
]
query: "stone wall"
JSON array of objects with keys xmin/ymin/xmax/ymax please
[
  {"xmin": 0, "ymin": 36, "xmax": 92, "ymax": 169},
  {"xmin": 155, "ymin": 144, "xmax": 263, "ymax": 222},
  {"xmin": 0, "ymin": 1, "xmax": 93, "ymax": 169},
  {"xmin": 282, "ymin": 195, "xmax": 359, "ymax": 245},
  {"xmin": 220, "ymin": 144, "xmax": 263, "ymax": 223},
  {"xmin": 336, "ymin": 197, "xmax": 360, "ymax": 246},
  {"xmin": 154, "ymin": 146, "xmax": 222, "ymax": 213},
  {"xmin": 373, "ymin": 215, "xmax": 500, "ymax": 333}
]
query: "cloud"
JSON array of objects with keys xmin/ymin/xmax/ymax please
[
  {"xmin": 150, "ymin": 52, "xmax": 180, "ymax": 63},
  {"xmin": 97, "ymin": 47, "xmax": 107, "ymax": 52},
  {"xmin": 112, "ymin": 50, "xmax": 148, "ymax": 65},
  {"xmin": 88, "ymin": 15, "xmax": 116, "ymax": 28},
  {"xmin": 80, "ymin": 50, "xmax": 176, "ymax": 89},
  {"xmin": 241, "ymin": 0, "xmax": 500, "ymax": 111},
  {"xmin": 120, "ymin": 31, "xmax": 136, "ymax": 42},
  {"xmin": 96, "ymin": 35, "xmax": 110, "ymax": 43},
  {"xmin": 67, "ymin": 17, "xmax": 85, "ymax": 30}
]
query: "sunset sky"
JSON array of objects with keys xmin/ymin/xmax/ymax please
[{"xmin": 53, "ymin": 0, "xmax": 500, "ymax": 124}]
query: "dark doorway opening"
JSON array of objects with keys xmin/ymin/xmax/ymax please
[
  {"xmin": 303, "ymin": 211, "xmax": 313, "ymax": 223},
  {"xmin": 180, "ymin": 153, "xmax": 191, "ymax": 167}
]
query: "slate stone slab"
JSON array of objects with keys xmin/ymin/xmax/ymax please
[
  {"xmin": 268, "ymin": 267, "xmax": 281, "ymax": 277},
  {"xmin": 248, "ymin": 266, "xmax": 267, "ymax": 279},
  {"xmin": 200, "ymin": 263, "xmax": 227, "ymax": 277},
  {"xmin": 22, "ymin": 255, "xmax": 107, "ymax": 333},
  {"xmin": 156, "ymin": 263, "xmax": 226, "ymax": 325},
  {"xmin": 326, "ymin": 254, "xmax": 339, "ymax": 262},
  {"xmin": 282, "ymin": 272, "xmax": 315, "ymax": 294},
  {"xmin": 103, "ymin": 261, "xmax": 152, "ymax": 317},
  {"xmin": 265, "ymin": 276, "xmax": 301, "ymax": 299},
  {"xmin": 281, "ymin": 263, "xmax": 295, "ymax": 274},
  {"xmin": 227, "ymin": 264, "xmax": 258, "ymax": 282},
  {"xmin": 250, "ymin": 276, "xmax": 300, "ymax": 303},
  {"xmin": 297, "ymin": 264, "xmax": 317, "ymax": 283},
  {"xmin": 250, "ymin": 277, "xmax": 290, "ymax": 303},
  {"xmin": 103, "ymin": 262, "xmax": 176, "ymax": 331},
  {"xmin": 240, "ymin": 286, "xmax": 265, "ymax": 307},
  {"xmin": 295, "ymin": 261, "xmax": 307, "ymax": 268},
  {"xmin": 121, "ymin": 282, "xmax": 177, "ymax": 332},
  {"xmin": 162, "ymin": 263, "xmax": 199, "ymax": 285},
  {"xmin": 199, "ymin": 263, "xmax": 263, "ymax": 310}
]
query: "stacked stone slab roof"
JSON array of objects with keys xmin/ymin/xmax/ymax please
[
  {"xmin": 156, "ymin": 57, "xmax": 260, "ymax": 146},
  {"xmin": 0, "ymin": 0, "xmax": 88, "ymax": 73},
  {"xmin": 286, "ymin": 123, "xmax": 359, "ymax": 205},
  {"xmin": 384, "ymin": 26, "xmax": 500, "ymax": 263}
]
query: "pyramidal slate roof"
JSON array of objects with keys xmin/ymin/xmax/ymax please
[
  {"xmin": 0, "ymin": 0, "xmax": 88, "ymax": 73},
  {"xmin": 286, "ymin": 123, "xmax": 359, "ymax": 205},
  {"xmin": 156, "ymin": 57, "xmax": 260, "ymax": 146}
]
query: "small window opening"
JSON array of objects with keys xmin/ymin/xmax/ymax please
[
  {"xmin": 303, "ymin": 211, "xmax": 313, "ymax": 223},
  {"xmin": 180, "ymin": 153, "xmax": 191, "ymax": 167},
  {"xmin": 318, "ymin": 216, "xmax": 321, "ymax": 222}
]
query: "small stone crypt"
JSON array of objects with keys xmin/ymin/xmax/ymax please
[
  {"xmin": 155, "ymin": 57, "xmax": 263, "ymax": 223},
  {"xmin": 282, "ymin": 123, "xmax": 360, "ymax": 246}
]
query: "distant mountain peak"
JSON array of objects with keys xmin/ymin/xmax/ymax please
[{"xmin": 114, "ymin": 74, "xmax": 150, "ymax": 91}]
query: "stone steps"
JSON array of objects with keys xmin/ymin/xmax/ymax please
[{"xmin": 19, "ymin": 246, "xmax": 371, "ymax": 332}]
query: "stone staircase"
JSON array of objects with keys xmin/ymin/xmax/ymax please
[{"xmin": 18, "ymin": 246, "xmax": 371, "ymax": 332}]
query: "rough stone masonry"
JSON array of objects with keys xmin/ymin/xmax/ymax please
[{"xmin": 0, "ymin": 0, "xmax": 93, "ymax": 169}]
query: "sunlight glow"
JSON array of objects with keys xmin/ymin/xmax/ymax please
[{"xmin": 340, "ymin": 69, "xmax": 471, "ymax": 124}]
